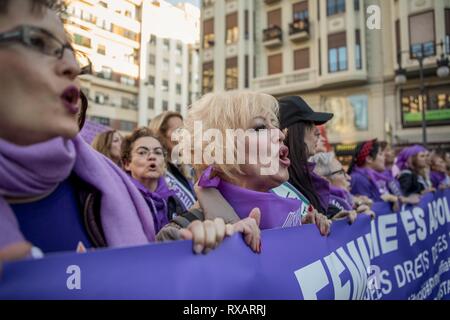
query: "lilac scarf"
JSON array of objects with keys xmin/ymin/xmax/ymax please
[
  {"xmin": 328, "ymin": 185, "xmax": 353, "ymax": 211},
  {"xmin": 198, "ymin": 167, "xmax": 303, "ymax": 229},
  {"xmin": 0, "ymin": 135, "xmax": 156, "ymax": 250},
  {"xmin": 131, "ymin": 176, "xmax": 174, "ymax": 233},
  {"xmin": 352, "ymin": 166, "xmax": 392, "ymax": 195},
  {"xmin": 430, "ymin": 171, "xmax": 449, "ymax": 189}
]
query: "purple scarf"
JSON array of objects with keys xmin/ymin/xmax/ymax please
[
  {"xmin": 0, "ymin": 135, "xmax": 156, "ymax": 250},
  {"xmin": 430, "ymin": 171, "xmax": 448, "ymax": 189},
  {"xmin": 396, "ymin": 145, "xmax": 427, "ymax": 171},
  {"xmin": 307, "ymin": 163, "xmax": 330, "ymax": 212},
  {"xmin": 198, "ymin": 167, "xmax": 303, "ymax": 229},
  {"xmin": 131, "ymin": 176, "xmax": 174, "ymax": 233},
  {"xmin": 328, "ymin": 185, "xmax": 353, "ymax": 211},
  {"xmin": 352, "ymin": 166, "xmax": 391, "ymax": 195}
]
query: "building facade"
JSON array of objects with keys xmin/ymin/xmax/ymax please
[
  {"xmin": 200, "ymin": 0, "xmax": 450, "ymax": 147},
  {"xmin": 65, "ymin": 0, "xmax": 200, "ymax": 133}
]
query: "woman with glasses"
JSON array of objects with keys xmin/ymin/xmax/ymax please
[
  {"xmin": 121, "ymin": 128, "xmax": 186, "ymax": 234},
  {"xmin": 0, "ymin": 0, "xmax": 246, "ymax": 261},
  {"xmin": 310, "ymin": 152, "xmax": 375, "ymax": 219}
]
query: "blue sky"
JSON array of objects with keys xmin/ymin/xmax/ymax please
[{"xmin": 167, "ymin": 0, "xmax": 200, "ymax": 7}]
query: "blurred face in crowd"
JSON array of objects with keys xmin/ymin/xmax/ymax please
[
  {"xmin": 304, "ymin": 122, "xmax": 320, "ymax": 156},
  {"xmin": 165, "ymin": 115, "xmax": 183, "ymax": 153},
  {"xmin": 383, "ymin": 145, "xmax": 395, "ymax": 167},
  {"xmin": 125, "ymin": 137, "xmax": 166, "ymax": 188},
  {"xmin": 412, "ymin": 151, "xmax": 428, "ymax": 170},
  {"xmin": 0, "ymin": 0, "xmax": 81, "ymax": 145},
  {"xmin": 367, "ymin": 148, "xmax": 386, "ymax": 172},
  {"xmin": 110, "ymin": 131, "xmax": 123, "ymax": 161},
  {"xmin": 236, "ymin": 116, "xmax": 290, "ymax": 192},
  {"xmin": 326, "ymin": 158, "xmax": 351, "ymax": 190},
  {"xmin": 431, "ymin": 156, "xmax": 447, "ymax": 173}
]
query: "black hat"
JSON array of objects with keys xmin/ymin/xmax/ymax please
[{"xmin": 278, "ymin": 96, "xmax": 334, "ymax": 129}]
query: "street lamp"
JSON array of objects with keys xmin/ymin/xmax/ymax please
[{"xmin": 395, "ymin": 40, "xmax": 450, "ymax": 147}]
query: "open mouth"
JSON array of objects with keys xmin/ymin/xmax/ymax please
[
  {"xmin": 279, "ymin": 145, "xmax": 291, "ymax": 167},
  {"xmin": 61, "ymin": 86, "xmax": 80, "ymax": 115},
  {"xmin": 148, "ymin": 163, "xmax": 157, "ymax": 171}
]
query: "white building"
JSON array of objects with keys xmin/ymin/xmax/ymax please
[
  {"xmin": 138, "ymin": 0, "xmax": 201, "ymax": 126},
  {"xmin": 64, "ymin": 0, "xmax": 200, "ymax": 132}
]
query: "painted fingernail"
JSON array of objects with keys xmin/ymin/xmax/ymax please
[{"xmin": 194, "ymin": 244, "xmax": 203, "ymax": 254}]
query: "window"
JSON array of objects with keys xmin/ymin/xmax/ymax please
[
  {"xmin": 327, "ymin": 0, "xmax": 345, "ymax": 16},
  {"xmin": 226, "ymin": 12, "xmax": 239, "ymax": 44},
  {"xmin": 355, "ymin": 30, "xmax": 362, "ymax": 70},
  {"xmin": 445, "ymin": 9, "xmax": 450, "ymax": 53},
  {"xmin": 268, "ymin": 53, "xmax": 283, "ymax": 75},
  {"xmin": 91, "ymin": 116, "xmax": 110, "ymax": 126},
  {"xmin": 148, "ymin": 97, "xmax": 154, "ymax": 110},
  {"xmin": 267, "ymin": 8, "xmax": 282, "ymax": 27},
  {"xmin": 120, "ymin": 76, "xmax": 135, "ymax": 87},
  {"xmin": 176, "ymin": 104, "xmax": 181, "ymax": 113},
  {"xmin": 120, "ymin": 121, "xmax": 136, "ymax": 132},
  {"xmin": 94, "ymin": 92, "xmax": 108, "ymax": 105},
  {"xmin": 111, "ymin": 24, "xmax": 138, "ymax": 41},
  {"xmin": 294, "ymin": 48, "xmax": 310, "ymax": 70},
  {"xmin": 149, "ymin": 54, "xmax": 156, "ymax": 65},
  {"xmin": 176, "ymin": 84, "xmax": 182, "ymax": 95},
  {"xmin": 73, "ymin": 34, "xmax": 91, "ymax": 48},
  {"xmin": 322, "ymin": 95, "xmax": 368, "ymax": 133},
  {"xmin": 225, "ymin": 57, "xmax": 238, "ymax": 90},
  {"xmin": 99, "ymin": 66, "xmax": 112, "ymax": 79},
  {"xmin": 176, "ymin": 44, "xmax": 183, "ymax": 56},
  {"xmin": 163, "ymin": 38, "xmax": 170, "ymax": 51},
  {"xmin": 245, "ymin": 55, "xmax": 249, "ymax": 88},
  {"xmin": 409, "ymin": 11, "xmax": 436, "ymax": 58},
  {"xmin": 162, "ymin": 80, "xmax": 169, "ymax": 92},
  {"xmin": 293, "ymin": 1, "xmax": 309, "ymax": 21},
  {"xmin": 163, "ymin": 59, "xmax": 169, "ymax": 71},
  {"xmin": 244, "ymin": 10, "xmax": 249, "ymax": 39},
  {"xmin": 328, "ymin": 32, "xmax": 347, "ymax": 73},
  {"xmin": 202, "ymin": 62, "xmax": 214, "ymax": 94},
  {"xmin": 203, "ymin": 18, "xmax": 215, "ymax": 48},
  {"xmin": 97, "ymin": 44, "xmax": 106, "ymax": 55},
  {"xmin": 149, "ymin": 34, "xmax": 156, "ymax": 44},
  {"xmin": 354, "ymin": 0, "xmax": 360, "ymax": 11},
  {"xmin": 401, "ymin": 85, "xmax": 450, "ymax": 127},
  {"xmin": 162, "ymin": 100, "xmax": 168, "ymax": 111},
  {"xmin": 175, "ymin": 64, "xmax": 182, "ymax": 76},
  {"xmin": 121, "ymin": 97, "xmax": 135, "ymax": 109},
  {"xmin": 148, "ymin": 76, "xmax": 155, "ymax": 87},
  {"xmin": 395, "ymin": 20, "xmax": 401, "ymax": 61}
]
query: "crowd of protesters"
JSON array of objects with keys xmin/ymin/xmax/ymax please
[{"xmin": 1, "ymin": 0, "xmax": 450, "ymax": 270}]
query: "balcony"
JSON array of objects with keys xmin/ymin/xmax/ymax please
[
  {"xmin": 288, "ymin": 19, "xmax": 310, "ymax": 43},
  {"xmin": 263, "ymin": 26, "xmax": 283, "ymax": 48},
  {"xmin": 264, "ymin": 0, "xmax": 281, "ymax": 4}
]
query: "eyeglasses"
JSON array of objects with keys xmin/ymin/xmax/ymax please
[
  {"xmin": 0, "ymin": 25, "xmax": 92, "ymax": 75},
  {"xmin": 325, "ymin": 168, "xmax": 346, "ymax": 177},
  {"xmin": 134, "ymin": 147, "xmax": 166, "ymax": 159}
]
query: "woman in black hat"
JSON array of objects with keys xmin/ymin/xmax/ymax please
[{"xmin": 276, "ymin": 96, "xmax": 365, "ymax": 221}]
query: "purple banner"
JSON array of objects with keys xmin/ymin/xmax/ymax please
[{"xmin": 0, "ymin": 190, "xmax": 449, "ymax": 300}]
